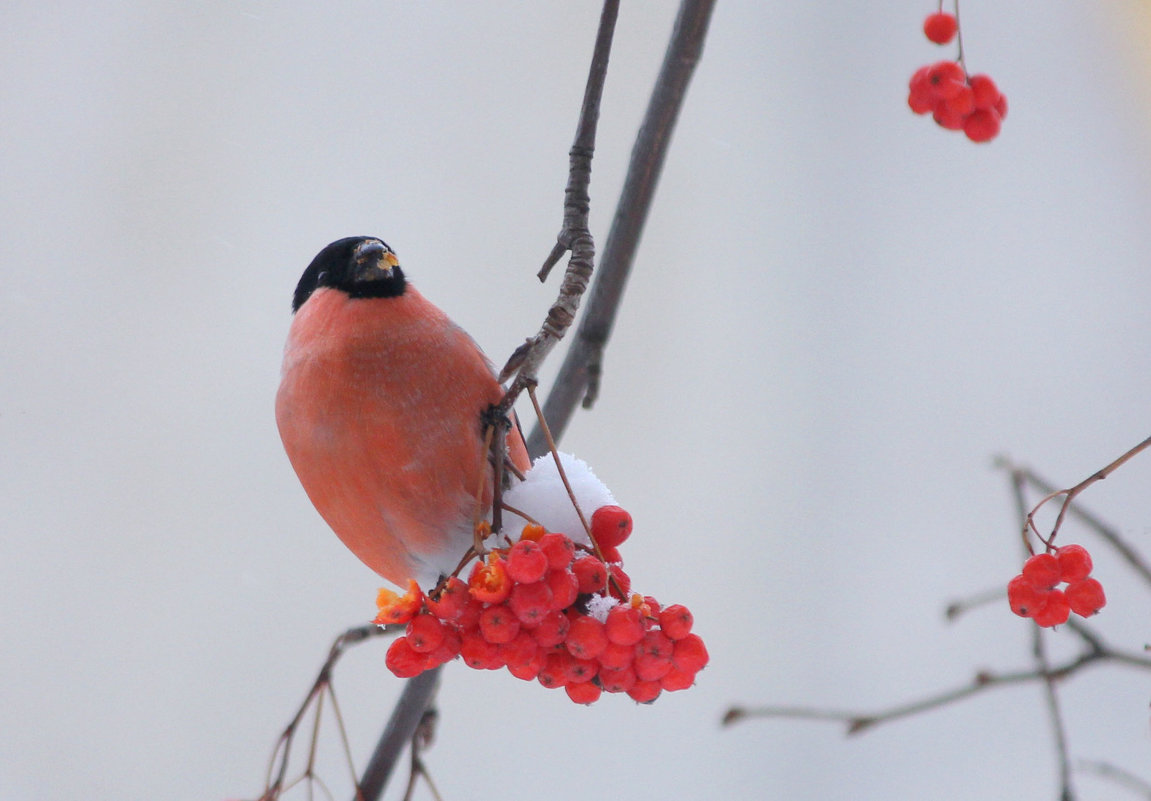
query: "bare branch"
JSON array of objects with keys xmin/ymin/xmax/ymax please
[
  {"xmin": 529, "ymin": 0, "xmax": 717, "ymax": 452},
  {"xmin": 1077, "ymin": 759, "xmax": 1151, "ymax": 799},
  {"xmin": 995, "ymin": 454, "xmax": 1151, "ymax": 586}
]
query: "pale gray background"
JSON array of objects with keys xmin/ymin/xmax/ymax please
[{"xmin": 2, "ymin": 2, "xmax": 1150, "ymax": 800}]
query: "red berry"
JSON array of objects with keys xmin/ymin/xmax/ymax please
[
  {"xmin": 479, "ymin": 603, "xmax": 521, "ymax": 644},
  {"xmin": 635, "ymin": 630, "xmax": 675, "ymax": 681},
  {"xmin": 963, "ymin": 108, "xmax": 1001, "ymax": 143},
  {"xmin": 385, "ymin": 636, "xmax": 429, "ymax": 678},
  {"xmin": 426, "ymin": 576, "xmax": 470, "ymax": 622},
  {"xmin": 469, "ymin": 556, "xmax": 513, "ymax": 604},
  {"xmin": 506, "ymin": 539, "xmax": 549, "ymax": 584},
  {"xmin": 508, "ymin": 580, "xmax": 553, "ymax": 627},
  {"xmin": 608, "ymin": 564, "xmax": 632, "ymax": 600},
  {"xmin": 933, "ymin": 101, "xmax": 967, "ymax": 131},
  {"xmin": 994, "ymin": 93, "xmax": 1008, "ymax": 120},
  {"xmin": 968, "ymin": 74, "xmax": 1000, "ymax": 110},
  {"xmin": 460, "ymin": 631, "xmax": 504, "ymax": 670},
  {"xmin": 658, "ymin": 604, "xmax": 694, "ymax": 640},
  {"xmin": 544, "ymin": 568, "xmax": 579, "ymax": 612},
  {"xmin": 660, "ymin": 665, "xmax": 697, "ymax": 692},
  {"xmin": 908, "ymin": 66, "xmax": 936, "ymax": 115},
  {"xmin": 539, "ymin": 531, "xmax": 576, "ymax": 570},
  {"xmin": 1065, "ymin": 578, "xmax": 1106, "ymax": 617},
  {"xmin": 1056, "ymin": 544, "xmax": 1093, "ymax": 584},
  {"xmin": 627, "ymin": 680, "xmax": 662, "ymax": 704},
  {"xmin": 531, "ymin": 609, "xmax": 571, "ymax": 648},
  {"xmin": 566, "ymin": 681, "xmax": 602, "ymax": 705},
  {"xmin": 591, "ymin": 505, "xmax": 633, "ymax": 549},
  {"xmin": 605, "ymin": 605, "xmax": 647, "ymax": 646},
  {"xmin": 923, "ymin": 12, "xmax": 958, "ymax": 45},
  {"xmin": 560, "ymin": 651, "xmax": 599, "ymax": 684},
  {"xmin": 506, "ymin": 649, "xmax": 545, "ymax": 681},
  {"xmin": 1007, "ymin": 574, "xmax": 1045, "ymax": 618},
  {"xmin": 671, "ymin": 633, "xmax": 709, "ymax": 673},
  {"xmin": 1031, "ymin": 589, "xmax": 1071, "ymax": 628},
  {"xmin": 599, "ymin": 640, "xmax": 638, "ymax": 671},
  {"xmin": 425, "ymin": 628, "xmax": 462, "ymax": 668},
  {"xmin": 1021, "ymin": 552, "xmax": 1061, "ymax": 590},
  {"xmin": 598, "ymin": 664, "xmax": 638, "ymax": 693},
  {"xmin": 537, "ymin": 652, "xmax": 570, "ymax": 689},
  {"xmin": 565, "ymin": 615, "xmax": 609, "ymax": 660},
  {"xmin": 944, "ymin": 85, "xmax": 975, "ymax": 117},
  {"xmin": 599, "ymin": 544, "xmax": 623, "ymax": 564},
  {"xmin": 572, "ymin": 555, "xmax": 608, "ymax": 594},
  {"xmin": 925, "ymin": 60, "xmax": 966, "ymax": 100},
  {"xmin": 406, "ymin": 613, "xmax": 447, "ymax": 653},
  {"xmin": 499, "ymin": 629, "xmax": 540, "ymax": 667}
]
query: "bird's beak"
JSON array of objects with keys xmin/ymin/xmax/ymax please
[{"xmin": 352, "ymin": 241, "xmax": 399, "ymax": 281}]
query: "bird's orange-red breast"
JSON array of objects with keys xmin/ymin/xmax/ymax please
[{"xmin": 275, "ymin": 237, "xmax": 530, "ymax": 588}]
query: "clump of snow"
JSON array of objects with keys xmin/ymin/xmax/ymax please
[
  {"xmin": 502, "ymin": 452, "xmax": 615, "ymax": 547},
  {"xmin": 583, "ymin": 593, "xmax": 619, "ymax": 623}
]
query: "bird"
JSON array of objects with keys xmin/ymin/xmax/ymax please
[{"xmin": 275, "ymin": 236, "xmax": 531, "ymax": 589}]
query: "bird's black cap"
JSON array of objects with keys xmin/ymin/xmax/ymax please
[{"xmin": 292, "ymin": 236, "xmax": 407, "ymax": 312}]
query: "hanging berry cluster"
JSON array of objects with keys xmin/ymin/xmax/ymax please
[
  {"xmin": 1007, "ymin": 544, "xmax": 1107, "ymax": 628},
  {"xmin": 908, "ymin": 5, "xmax": 1007, "ymax": 143},
  {"xmin": 374, "ymin": 505, "xmax": 708, "ymax": 704}
]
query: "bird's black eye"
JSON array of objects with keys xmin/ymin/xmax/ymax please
[{"xmin": 316, "ymin": 271, "xmax": 328, "ymax": 284}]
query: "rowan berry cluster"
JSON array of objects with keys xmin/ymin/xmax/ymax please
[
  {"xmin": 908, "ymin": 9, "xmax": 1007, "ymax": 143},
  {"xmin": 374, "ymin": 505, "xmax": 708, "ymax": 704},
  {"xmin": 1007, "ymin": 544, "xmax": 1107, "ymax": 628}
]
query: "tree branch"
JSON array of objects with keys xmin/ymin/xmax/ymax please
[{"xmin": 530, "ymin": 0, "xmax": 717, "ymax": 452}]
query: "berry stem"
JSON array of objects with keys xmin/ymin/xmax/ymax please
[{"xmin": 953, "ymin": 0, "xmax": 967, "ymax": 76}]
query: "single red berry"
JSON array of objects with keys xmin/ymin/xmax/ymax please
[
  {"xmin": 598, "ymin": 664, "xmax": 638, "ymax": 693},
  {"xmin": 508, "ymin": 580, "xmax": 554, "ymax": 627},
  {"xmin": 635, "ymin": 630, "xmax": 675, "ymax": 682},
  {"xmin": 660, "ymin": 665, "xmax": 697, "ymax": 692},
  {"xmin": 944, "ymin": 84, "xmax": 975, "ymax": 117},
  {"xmin": 566, "ymin": 681, "xmax": 602, "ymax": 705},
  {"xmin": 499, "ymin": 629, "xmax": 540, "ymax": 667},
  {"xmin": 560, "ymin": 651, "xmax": 599, "ymax": 684},
  {"xmin": 627, "ymin": 680, "xmax": 662, "ymax": 704},
  {"xmin": 599, "ymin": 640, "xmax": 638, "ymax": 671},
  {"xmin": 460, "ymin": 631, "xmax": 504, "ymax": 670},
  {"xmin": 923, "ymin": 12, "xmax": 958, "ymax": 45},
  {"xmin": 506, "ymin": 539, "xmax": 549, "ymax": 584},
  {"xmin": 599, "ymin": 544, "xmax": 623, "ymax": 564},
  {"xmin": 469, "ymin": 555, "xmax": 513, "ymax": 604},
  {"xmin": 537, "ymin": 652, "xmax": 570, "ymax": 689},
  {"xmin": 933, "ymin": 100, "xmax": 968, "ymax": 131},
  {"xmin": 1031, "ymin": 589, "xmax": 1071, "ymax": 628},
  {"xmin": 426, "ymin": 576, "xmax": 470, "ymax": 622},
  {"xmin": 591, "ymin": 505, "xmax": 633, "ymax": 549},
  {"xmin": 406, "ymin": 612, "xmax": 447, "ymax": 653},
  {"xmin": 925, "ymin": 60, "xmax": 966, "ymax": 100},
  {"xmin": 1021, "ymin": 552, "xmax": 1061, "ymax": 590},
  {"xmin": 385, "ymin": 636, "xmax": 429, "ymax": 678},
  {"xmin": 605, "ymin": 605, "xmax": 647, "ymax": 646},
  {"xmin": 963, "ymin": 108, "xmax": 1001, "ymax": 143},
  {"xmin": 968, "ymin": 74, "xmax": 1000, "ymax": 110},
  {"xmin": 1065, "ymin": 578, "xmax": 1106, "ymax": 617},
  {"xmin": 1056, "ymin": 544, "xmax": 1093, "ymax": 584},
  {"xmin": 1007, "ymin": 574, "xmax": 1046, "ymax": 618},
  {"xmin": 658, "ymin": 604, "xmax": 694, "ymax": 640},
  {"xmin": 506, "ymin": 648, "xmax": 545, "ymax": 681},
  {"xmin": 544, "ymin": 568, "xmax": 579, "ymax": 612},
  {"xmin": 425, "ymin": 628, "xmax": 462, "ymax": 668},
  {"xmin": 608, "ymin": 564, "xmax": 632, "ymax": 601},
  {"xmin": 566, "ymin": 615, "xmax": 609, "ymax": 660},
  {"xmin": 642, "ymin": 595, "xmax": 662, "ymax": 617},
  {"xmin": 572, "ymin": 555, "xmax": 608, "ymax": 594},
  {"xmin": 671, "ymin": 633, "xmax": 709, "ymax": 673},
  {"xmin": 531, "ymin": 609, "xmax": 572, "ymax": 648},
  {"xmin": 454, "ymin": 596, "xmax": 483, "ymax": 632},
  {"xmin": 539, "ymin": 531, "xmax": 576, "ymax": 570},
  {"xmin": 479, "ymin": 603, "xmax": 521, "ymax": 644},
  {"xmin": 908, "ymin": 66, "xmax": 935, "ymax": 115}
]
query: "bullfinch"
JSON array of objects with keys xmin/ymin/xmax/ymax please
[{"xmin": 275, "ymin": 236, "xmax": 531, "ymax": 589}]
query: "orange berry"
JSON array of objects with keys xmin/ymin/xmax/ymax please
[
  {"xmin": 519, "ymin": 523, "xmax": 547, "ymax": 543},
  {"xmin": 469, "ymin": 554, "xmax": 513, "ymax": 603},
  {"xmin": 373, "ymin": 579, "xmax": 424, "ymax": 625}
]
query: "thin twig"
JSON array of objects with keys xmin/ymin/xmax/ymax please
[
  {"xmin": 1011, "ymin": 468, "xmax": 1076, "ymax": 801},
  {"xmin": 1009, "ymin": 436, "xmax": 1151, "ymax": 554},
  {"xmin": 943, "ymin": 586, "xmax": 1006, "ymax": 622},
  {"xmin": 994, "ymin": 455, "xmax": 1151, "ymax": 586},
  {"xmin": 1077, "ymin": 759, "xmax": 1151, "ymax": 799},
  {"xmin": 531, "ymin": 0, "xmax": 717, "ymax": 451},
  {"xmin": 497, "ymin": 0, "xmax": 620, "ymax": 409}
]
